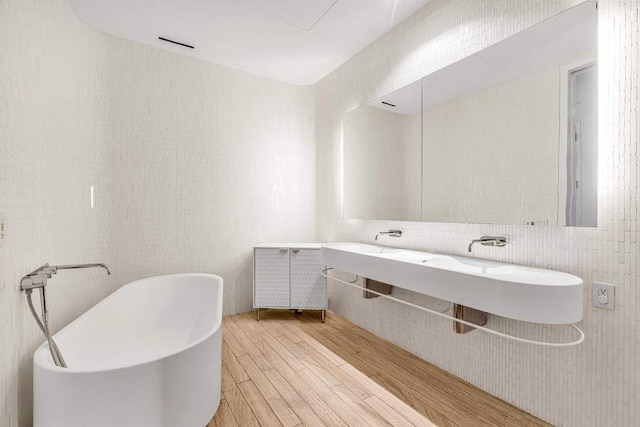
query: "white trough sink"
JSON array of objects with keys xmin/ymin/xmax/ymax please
[{"xmin": 322, "ymin": 242, "xmax": 583, "ymax": 324}]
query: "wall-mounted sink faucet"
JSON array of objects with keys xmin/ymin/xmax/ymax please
[
  {"xmin": 375, "ymin": 229, "xmax": 402, "ymax": 241},
  {"xmin": 468, "ymin": 236, "xmax": 507, "ymax": 252}
]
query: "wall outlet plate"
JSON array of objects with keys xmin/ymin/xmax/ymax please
[{"xmin": 592, "ymin": 282, "xmax": 614, "ymax": 309}]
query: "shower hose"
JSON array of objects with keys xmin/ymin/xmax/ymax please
[{"xmin": 25, "ymin": 287, "xmax": 67, "ymax": 368}]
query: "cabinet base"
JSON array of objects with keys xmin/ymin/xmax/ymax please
[{"xmin": 255, "ymin": 308, "xmax": 326, "ymax": 323}]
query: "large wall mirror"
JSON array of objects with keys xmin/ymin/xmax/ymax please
[{"xmin": 343, "ymin": 1, "xmax": 597, "ymax": 227}]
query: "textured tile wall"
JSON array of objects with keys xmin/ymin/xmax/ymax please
[
  {"xmin": 316, "ymin": 0, "xmax": 639, "ymax": 426},
  {"xmin": 0, "ymin": 1, "xmax": 315, "ymax": 425}
]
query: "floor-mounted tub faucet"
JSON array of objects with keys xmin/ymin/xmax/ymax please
[
  {"xmin": 468, "ymin": 236, "xmax": 507, "ymax": 252},
  {"xmin": 375, "ymin": 229, "xmax": 402, "ymax": 241}
]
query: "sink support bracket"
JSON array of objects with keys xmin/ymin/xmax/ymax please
[
  {"xmin": 453, "ymin": 304, "xmax": 487, "ymax": 334},
  {"xmin": 364, "ymin": 278, "xmax": 393, "ymax": 299}
]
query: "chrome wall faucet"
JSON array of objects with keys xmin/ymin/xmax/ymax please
[
  {"xmin": 20, "ymin": 263, "xmax": 111, "ymax": 290},
  {"xmin": 45, "ymin": 263, "xmax": 111, "ymax": 276},
  {"xmin": 375, "ymin": 229, "xmax": 402, "ymax": 241},
  {"xmin": 20, "ymin": 262, "xmax": 111, "ymax": 368},
  {"xmin": 468, "ymin": 236, "xmax": 507, "ymax": 252}
]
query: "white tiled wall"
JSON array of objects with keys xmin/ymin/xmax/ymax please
[
  {"xmin": 0, "ymin": 1, "xmax": 315, "ymax": 425},
  {"xmin": 316, "ymin": 0, "xmax": 639, "ymax": 426}
]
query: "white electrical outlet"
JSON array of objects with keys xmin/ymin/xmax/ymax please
[
  {"xmin": 0, "ymin": 213, "xmax": 4, "ymax": 248},
  {"xmin": 592, "ymin": 282, "xmax": 615, "ymax": 309}
]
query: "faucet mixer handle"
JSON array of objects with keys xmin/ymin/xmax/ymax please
[
  {"xmin": 480, "ymin": 236, "xmax": 507, "ymax": 246},
  {"xmin": 375, "ymin": 229, "xmax": 403, "ymax": 241},
  {"xmin": 39, "ymin": 266, "xmax": 58, "ymax": 276},
  {"xmin": 468, "ymin": 236, "xmax": 507, "ymax": 252},
  {"xmin": 20, "ymin": 274, "xmax": 49, "ymax": 291}
]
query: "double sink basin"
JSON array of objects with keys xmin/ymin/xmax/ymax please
[{"xmin": 322, "ymin": 242, "xmax": 583, "ymax": 324}]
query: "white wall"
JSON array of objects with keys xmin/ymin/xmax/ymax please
[
  {"xmin": 422, "ymin": 66, "xmax": 560, "ymax": 225},
  {"xmin": 344, "ymin": 106, "xmax": 421, "ymax": 221},
  {"xmin": 0, "ymin": 0, "xmax": 315, "ymax": 425},
  {"xmin": 315, "ymin": 0, "xmax": 639, "ymax": 426}
]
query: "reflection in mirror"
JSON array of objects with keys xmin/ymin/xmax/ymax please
[
  {"xmin": 421, "ymin": 1, "xmax": 597, "ymax": 226},
  {"xmin": 343, "ymin": 81, "xmax": 422, "ymax": 221},
  {"xmin": 566, "ymin": 64, "xmax": 597, "ymax": 226},
  {"xmin": 342, "ymin": 1, "xmax": 597, "ymax": 226}
]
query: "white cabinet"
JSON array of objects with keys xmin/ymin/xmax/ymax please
[
  {"xmin": 290, "ymin": 248, "xmax": 326, "ymax": 308},
  {"xmin": 253, "ymin": 243, "xmax": 326, "ymax": 321},
  {"xmin": 254, "ymin": 248, "xmax": 291, "ymax": 308}
]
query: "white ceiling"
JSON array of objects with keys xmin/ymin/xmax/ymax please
[
  {"xmin": 69, "ymin": 0, "xmax": 431, "ymax": 85},
  {"xmin": 233, "ymin": 0, "xmax": 338, "ymax": 31}
]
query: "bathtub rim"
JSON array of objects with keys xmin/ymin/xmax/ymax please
[{"xmin": 34, "ymin": 273, "xmax": 223, "ymax": 375}]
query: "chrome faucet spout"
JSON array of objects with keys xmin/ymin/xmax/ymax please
[
  {"xmin": 468, "ymin": 236, "xmax": 507, "ymax": 253},
  {"xmin": 49, "ymin": 263, "xmax": 111, "ymax": 275},
  {"xmin": 468, "ymin": 239, "xmax": 482, "ymax": 252}
]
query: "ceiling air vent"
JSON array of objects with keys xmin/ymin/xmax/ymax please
[{"xmin": 158, "ymin": 37, "xmax": 194, "ymax": 49}]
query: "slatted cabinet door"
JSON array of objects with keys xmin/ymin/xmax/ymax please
[
  {"xmin": 254, "ymin": 248, "xmax": 290, "ymax": 307},
  {"xmin": 290, "ymin": 248, "xmax": 326, "ymax": 309}
]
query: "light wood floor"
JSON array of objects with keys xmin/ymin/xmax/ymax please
[{"xmin": 208, "ymin": 310, "xmax": 549, "ymax": 427}]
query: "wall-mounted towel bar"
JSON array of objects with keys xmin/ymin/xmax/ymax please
[{"xmin": 321, "ymin": 267, "xmax": 585, "ymax": 347}]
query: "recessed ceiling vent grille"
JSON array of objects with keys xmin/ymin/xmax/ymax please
[{"xmin": 158, "ymin": 37, "xmax": 194, "ymax": 49}]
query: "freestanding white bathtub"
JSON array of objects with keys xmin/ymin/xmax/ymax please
[{"xmin": 33, "ymin": 274, "xmax": 223, "ymax": 427}]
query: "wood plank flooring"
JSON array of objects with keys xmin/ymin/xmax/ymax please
[{"xmin": 208, "ymin": 310, "xmax": 549, "ymax": 427}]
